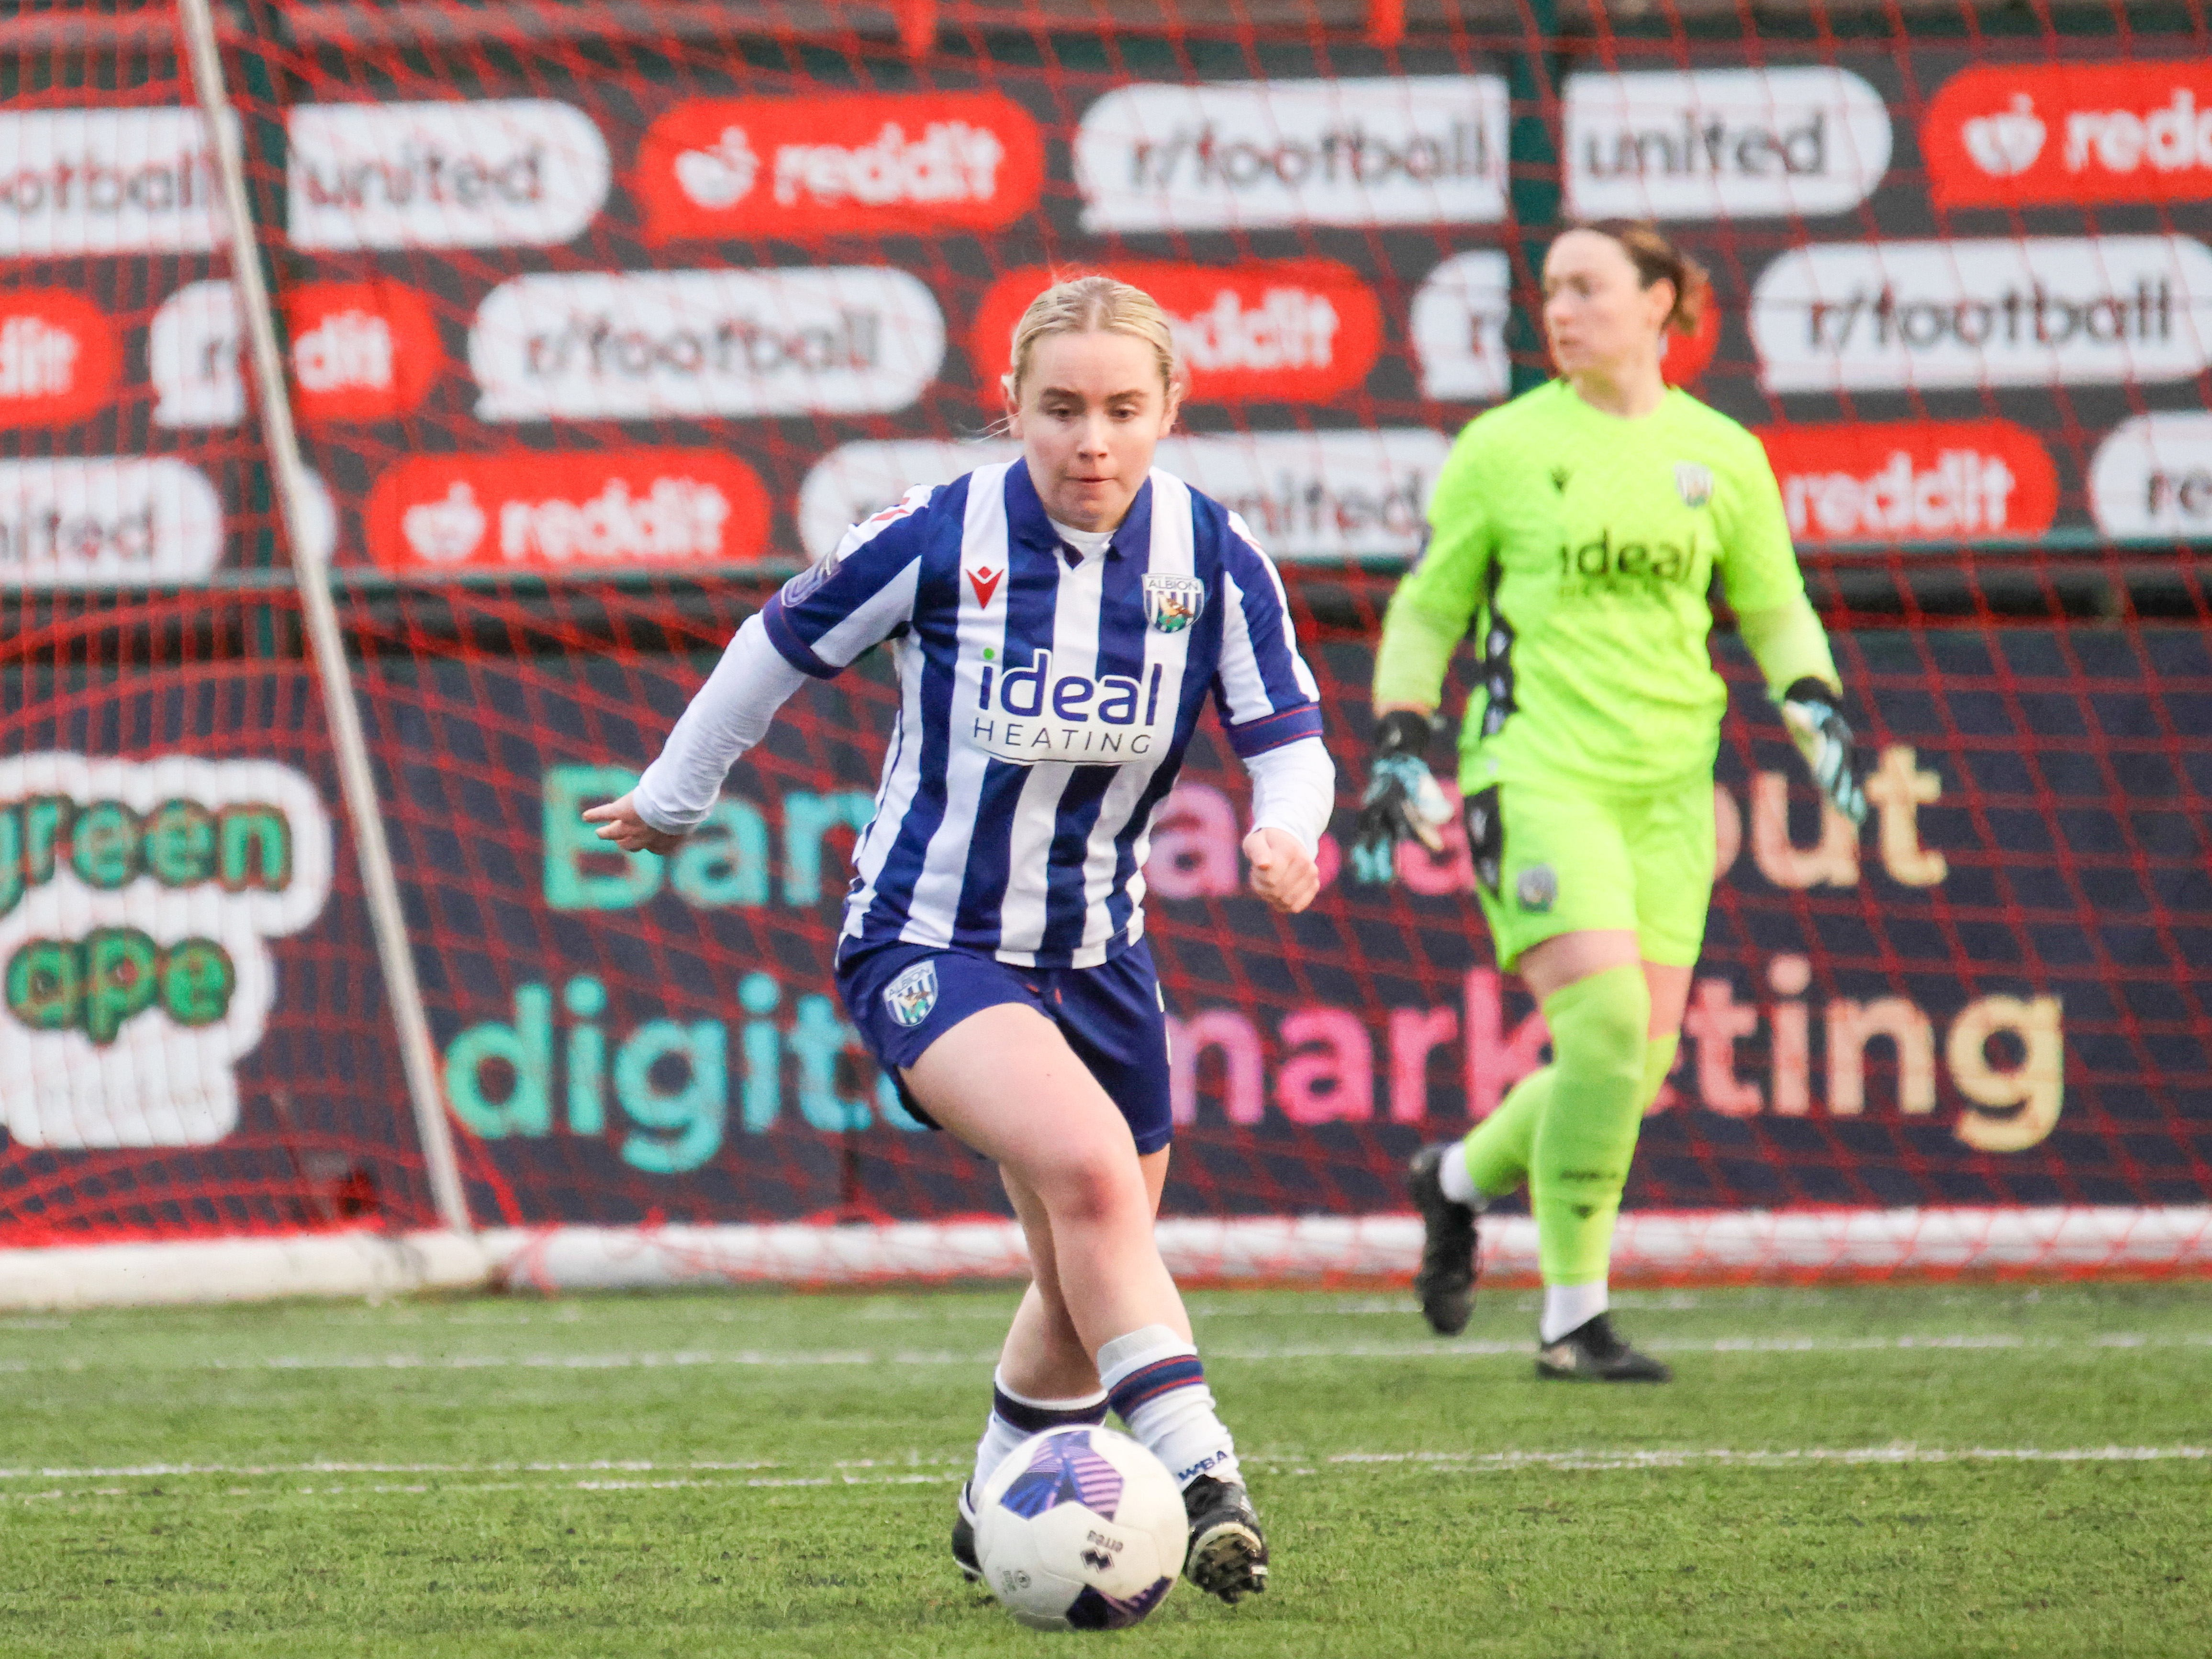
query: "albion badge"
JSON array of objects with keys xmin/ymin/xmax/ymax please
[
  {"xmin": 883, "ymin": 961, "xmax": 938, "ymax": 1028},
  {"xmin": 1516, "ymin": 863, "xmax": 1558, "ymax": 914},
  {"xmin": 1674, "ymin": 462, "xmax": 1714, "ymax": 508},
  {"xmin": 1142, "ymin": 573, "xmax": 1205, "ymax": 634}
]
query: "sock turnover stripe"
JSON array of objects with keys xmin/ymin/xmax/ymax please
[
  {"xmin": 991, "ymin": 1387, "xmax": 1111, "ymax": 1436},
  {"xmin": 1107, "ymin": 1355, "xmax": 1205, "ymax": 1420}
]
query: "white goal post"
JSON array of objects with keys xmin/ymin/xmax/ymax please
[{"xmin": 176, "ymin": 0, "xmax": 472, "ymax": 1236}]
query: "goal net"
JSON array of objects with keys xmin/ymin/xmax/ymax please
[
  {"xmin": 0, "ymin": 37, "xmax": 443, "ymax": 1254},
  {"xmin": 2, "ymin": 0, "xmax": 2207, "ymax": 1294}
]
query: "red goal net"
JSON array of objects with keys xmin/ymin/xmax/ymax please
[
  {"xmin": 1, "ymin": 1, "xmax": 2207, "ymax": 1284},
  {"xmin": 0, "ymin": 35, "xmax": 437, "ymax": 1243}
]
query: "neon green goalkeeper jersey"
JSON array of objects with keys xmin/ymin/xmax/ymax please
[{"xmin": 1376, "ymin": 380, "xmax": 1810, "ymax": 794}]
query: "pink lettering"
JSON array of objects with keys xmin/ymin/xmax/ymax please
[
  {"xmin": 1167, "ymin": 1009, "xmax": 1264, "ymax": 1126},
  {"xmin": 1275, "ymin": 1008, "xmax": 1374, "ymax": 1124}
]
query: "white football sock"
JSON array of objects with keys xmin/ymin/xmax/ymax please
[
  {"xmin": 1097, "ymin": 1323, "xmax": 1240, "ymax": 1490},
  {"xmin": 1540, "ymin": 1280, "xmax": 1610, "ymax": 1344},
  {"xmin": 971, "ymin": 1369, "xmax": 1107, "ymax": 1497},
  {"xmin": 1437, "ymin": 1140, "xmax": 1486, "ymax": 1208}
]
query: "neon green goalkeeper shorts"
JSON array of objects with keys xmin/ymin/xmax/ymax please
[{"xmin": 1463, "ymin": 775, "xmax": 1716, "ymax": 973}]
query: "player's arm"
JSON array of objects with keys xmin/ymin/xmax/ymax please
[
  {"xmin": 1720, "ymin": 445, "xmax": 1868, "ymax": 825},
  {"xmin": 1216, "ymin": 513, "xmax": 1332, "ymax": 914},
  {"xmin": 585, "ymin": 487, "xmax": 935, "ymax": 853},
  {"xmin": 1352, "ymin": 426, "xmax": 1494, "ymax": 883}
]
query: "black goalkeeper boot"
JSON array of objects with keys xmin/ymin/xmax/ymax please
[
  {"xmin": 1407, "ymin": 1143, "xmax": 1479, "ymax": 1336},
  {"xmin": 1536, "ymin": 1312, "xmax": 1672, "ymax": 1382},
  {"xmin": 1182, "ymin": 1475, "xmax": 1268, "ymax": 1603}
]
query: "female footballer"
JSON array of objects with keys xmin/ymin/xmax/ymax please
[
  {"xmin": 1354, "ymin": 222, "xmax": 1866, "ymax": 1380},
  {"xmin": 585, "ymin": 276, "xmax": 1333, "ymax": 1601}
]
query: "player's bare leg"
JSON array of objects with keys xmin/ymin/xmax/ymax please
[
  {"xmin": 905, "ymin": 1007, "xmax": 1184, "ymax": 1347},
  {"xmin": 998, "ymin": 1148, "xmax": 1172, "ymax": 1399},
  {"xmin": 907, "ymin": 1008, "xmax": 1266, "ymax": 1602},
  {"xmin": 949, "ymin": 1151, "xmax": 1172, "ymax": 1583}
]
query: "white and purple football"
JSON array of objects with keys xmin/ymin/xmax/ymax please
[{"xmin": 973, "ymin": 1425, "xmax": 1187, "ymax": 1630}]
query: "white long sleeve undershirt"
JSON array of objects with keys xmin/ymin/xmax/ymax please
[
  {"xmin": 633, "ymin": 613, "xmax": 806, "ymax": 835},
  {"xmin": 1242, "ymin": 735, "xmax": 1334, "ymax": 858},
  {"xmin": 632, "ymin": 613, "xmax": 1336, "ymax": 857}
]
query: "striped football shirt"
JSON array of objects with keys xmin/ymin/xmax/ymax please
[{"xmin": 763, "ymin": 459, "xmax": 1324, "ymax": 969}]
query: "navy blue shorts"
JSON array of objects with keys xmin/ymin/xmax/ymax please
[{"xmin": 835, "ymin": 938, "xmax": 1174, "ymax": 1155}]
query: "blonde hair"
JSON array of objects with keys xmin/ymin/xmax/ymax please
[{"xmin": 1000, "ymin": 273, "xmax": 1182, "ymax": 404}]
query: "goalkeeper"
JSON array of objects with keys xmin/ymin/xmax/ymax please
[{"xmin": 1355, "ymin": 221, "xmax": 1866, "ymax": 1381}]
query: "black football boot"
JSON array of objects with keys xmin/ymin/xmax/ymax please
[
  {"xmin": 1407, "ymin": 1142, "xmax": 1479, "ymax": 1336},
  {"xmin": 950, "ymin": 1480, "xmax": 983, "ymax": 1583},
  {"xmin": 1182, "ymin": 1475, "xmax": 1269, "ymax": 1603},
  {"xmin": 1535, "ymin": 1312, "xmax": 1672, "ymax": 1382}
]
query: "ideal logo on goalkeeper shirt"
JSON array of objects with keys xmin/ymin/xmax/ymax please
[
  {"xmin": 366, "ymin": 451, "xmax": 771, "ymax": 574},
  {"xmin": 637, "ymin": 92, "xmax": 1043, "ymax": 241},
  {"xmin": 1759, "ymin": 422, "xmax": 2059, "ymax": 545},
  {"xmin": 0, "ymin": 755, "xmax": 332, "ymax": 1149},
  {"xmin": 1925, "ymin": 64, "xmax": 2212, "ymax": 207},
  {"xmin": 972, "ymin": 261, "xmax": 1381, "ymax": 404}
]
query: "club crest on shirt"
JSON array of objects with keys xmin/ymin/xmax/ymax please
[
  {"xmin": 1674, "ymin": 462, "xmax": 1714, "ymax": 509},
  {"xmin": 883, "ymin": 961, "xmax": 938, "ymax": 1029},
  {"xmin": 1516, "ymin": 863, "xmax": 1558, "ymax": 914},
  {"xmin": 1143, "ymin": 574, "xmax": 1205, "ymax": 634}
]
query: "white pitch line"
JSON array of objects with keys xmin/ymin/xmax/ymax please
[
  {"xmin": 1, "ymin": 1332, "xmax": 2207, "ymax": 1376},
  {"xmin": 0, "ymin": 1470, "xmax": 957, "ymax": 1505},
  {"xmin": 1326, "ymin": 1445, "xmax": 2212, "ymax": 1472},
  {"xmin": 5, "ymin": 1446, "xmax": 2207, "ymax": 1504},
  {"xmin": 0, "ymin": 1458, "xmax": 803, "ymax": 1480}
]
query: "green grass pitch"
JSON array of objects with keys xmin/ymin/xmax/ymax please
[{"xmin": 3, "ymin": 1280, "xmax": 2207, "ymax": 1657}]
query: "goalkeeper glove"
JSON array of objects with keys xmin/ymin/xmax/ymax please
[
  {"xmin": 1779, "ymin": 677, "xmax": 1868, "ymax": 826},
  {"xmin": 1351, "ymin": 710, "xmax": 1453, "ymax": 886}
]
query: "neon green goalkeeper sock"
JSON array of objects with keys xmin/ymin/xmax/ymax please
[
  {"xmin": 1462, "ymin": 1066, "xmax": 1551, "ymax": 1199},
  {"xmin": 1530, "ymin": 964, "xmax": 1652, "ymax": 1286}
]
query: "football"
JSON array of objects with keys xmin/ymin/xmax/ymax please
[{"xmin": 972, "ymin": 1425, "xmax": 1188, "ymax": 1630}]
